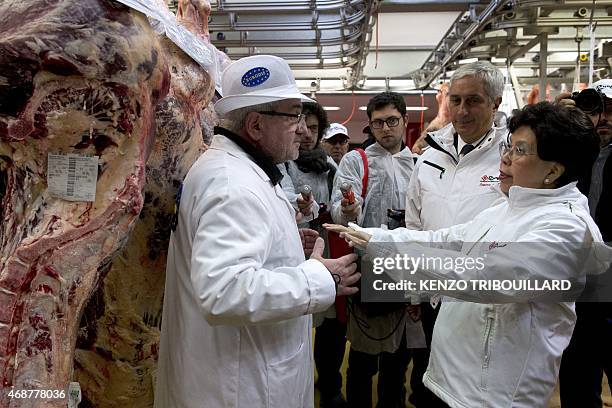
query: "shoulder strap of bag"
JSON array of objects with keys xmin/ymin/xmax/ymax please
[{"xmin": 355, "ymin": 148, "xmax": 368, "ymax": 198}]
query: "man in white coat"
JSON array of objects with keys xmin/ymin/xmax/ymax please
[
  {"xmin": 404, "ymin": 61, "xmax": 507, "ymax": 407},
  {"xmin": 331, "ymin": 91, "xmax": 417, "ymax": 408},
  {"xmin": 154, "ymin": 55, "xmax": 360, "ymax": 408}
]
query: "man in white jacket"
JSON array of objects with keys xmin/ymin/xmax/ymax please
[
  {"xmin": 154, "ymin": 55, "xmax": 360, "ymax": 408},
  {"xmin": 331, "ymin": 91, "xmax": 416, "ymax": 408},
  {"xmin": 404, "ymin": 61, "xmax": 507, "ymax": 407}
]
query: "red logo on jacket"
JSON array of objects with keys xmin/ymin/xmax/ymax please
[{"xmin": 480, "ymin": 174, "xmax": 500, "ymax": 186}]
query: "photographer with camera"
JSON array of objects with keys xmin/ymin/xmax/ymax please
[{"xmin": 557, "ymin": 79, "xmax": 612, "ymax": 408}]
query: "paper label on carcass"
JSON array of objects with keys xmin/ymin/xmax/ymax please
[{"xmin": 47, "ymin": 154, "xmax": 98, "ymax": 202}]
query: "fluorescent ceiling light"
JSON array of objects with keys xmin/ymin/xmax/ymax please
[
  {"xmin": 323, "ymin": 106, "xmax": 341, "ymax": 111},
  {"xmin": 360, "ymin": 106, "xmax": 428, "ymax": 111}
]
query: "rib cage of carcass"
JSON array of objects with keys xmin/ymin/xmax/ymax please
[
  {"xmin": 73, "ymin": 0, "xmax": 224, "ymax": 406},
  {"xmin": 0, "ymin": 0, "xmax": 171, "ymax": 406}
]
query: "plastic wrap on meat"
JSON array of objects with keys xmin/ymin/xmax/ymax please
[
  {"xmin": 73, "ymin": 0, "xmax": 217, "ymax": 406},
  {"xmin": 0, "ymin": 0, "xmax": 169, "ymax": 406}
]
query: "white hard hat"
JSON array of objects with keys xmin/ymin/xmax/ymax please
[
  {"xmin": 593, "ymin": 79, "xmax": 612, "ymax": 98},
  {"xmin": 214, "ymin": 55, "xmax": 314, "ymax": 115},
  {"xmin": 322, "ymin": 123, "xmax": 349, "ymax": 140}
]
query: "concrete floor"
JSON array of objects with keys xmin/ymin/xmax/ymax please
[{"xmin": 314, "ymin": 342, "xmax": 612, "ymax": 408}]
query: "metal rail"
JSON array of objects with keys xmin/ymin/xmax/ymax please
[{"xmin": 213, "ymin": 0, "xmax": 364, "ymax": 12}]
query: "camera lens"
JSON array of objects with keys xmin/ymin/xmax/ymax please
[{"xmin": 574, "ymin": 89, "xmax": 603, "ymax": 114}]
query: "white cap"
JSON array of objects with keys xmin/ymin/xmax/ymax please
[
  {"xmin": 323, "ymin": 123, "xmax": 349, "ymax": 140},
  {"xmin": 214, "ymin": 55, "xmax": 314, "ymax": 115},
  {"xmin": 593, "ymin": 79, "xmax": 612, "ymax": 98}
]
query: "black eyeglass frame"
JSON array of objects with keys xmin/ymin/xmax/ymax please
[
  {"xmin": 258, "ymin": 111, "xmax": 305, "ymax": 124},
  {"xmin": 369, "ymin": 116, "xmax": 402, "ymax": 129},
  {"xmin": 323, "ymin": 138, "xmax": 349, "ymax": 145}
]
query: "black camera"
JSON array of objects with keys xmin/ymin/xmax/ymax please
[
  {"xmin": 571, "ymin": 88, "xmax": 604, "ymax": 114},
  {"xmin": 386, "ymin": 209, "xmax": 406, "ymax": 230}
]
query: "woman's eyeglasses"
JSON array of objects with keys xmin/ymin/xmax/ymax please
[{"xmin": 498, "ymin": 141, "xmax": 537, "ymax": 159}]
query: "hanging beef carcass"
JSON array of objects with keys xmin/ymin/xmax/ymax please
[
  {"xmin": 0, "ymin": 0, "xmax": 169, "ymax": 405},
  {"xmin": 200, "ymin": 101, "xmax": 220, "ymax": 146},
  {"xmin": 73, "ymin": 1, "xmax": 222, "ymax": 406}
]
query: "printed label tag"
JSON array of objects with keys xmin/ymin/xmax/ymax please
[{"xmin": 47, "ymin": 154, "xmax": 98, "ymax": 202}]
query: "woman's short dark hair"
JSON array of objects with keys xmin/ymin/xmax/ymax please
[
  {"xmin": 302, "ymin": 101, "xmax": 329, "ymax": 143},
  {"xmin": 366, "ymin": 92, "xmax": 406, "ymax": 120},
  {"xmin": 507, "ymin": 102, "xmax": 600, "ymax": 187}
]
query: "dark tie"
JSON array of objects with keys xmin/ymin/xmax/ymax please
[{"xmin": 460, "ymin": 144, "xmax": 475, "ymax": 157}]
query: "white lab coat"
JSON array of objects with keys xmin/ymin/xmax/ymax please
[
  {"xmin": 367, "ymin": 183, "xmax": 612, "ymax": 407},
  {"xmin": 155, "ymin": 134, "xmax": 336, "ymax": 408},
  {"xmin": 331, "ymin": 143, "xmax": 414, "ymax": 229},
  {"xmin": 330, "ymin": 142, "xmax": 416, "ymax": 353}
]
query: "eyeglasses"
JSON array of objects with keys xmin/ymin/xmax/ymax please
[
  {"xmin": 258, "ymin": 111, "xmax": 306, "ymax": 125},
  {"xmin": 498, "ymin": 141, "xmax": 538, "ymax": 159},
  {"xmin": 324, "ymin": 138, "xmax": 348, "ymax": 146},
  {"xmin": 370, "ymin": 116, "xmax": 401, "ymax": 129}
]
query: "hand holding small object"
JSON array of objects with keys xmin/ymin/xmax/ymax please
[
  {"xmin": 339, "ymin": 182, "xmax": 361, "ymax": 219},
  {"xmin": 296, "ymin": 185, "xmax": 314, "ymax": 218},
  {"xmin": 323, "ymin": 223, "xmax": 371, "ymax": 250}
]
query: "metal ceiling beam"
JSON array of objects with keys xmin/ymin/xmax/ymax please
[
  {"xmin": 410, "ymin": 0, "xmax": 612, "ymax": 89},
  {"xmin": 539, "ymin": 32, "xmax": 548, "ymax": 102},
  {"xmin": 511, "ymin": 0, "xmax": 612, "ymax": 8},
  {"xmin": 208, "ymin": 9, "xmax": 367, "ymax": 31},
  {"xmin": 288, "ymin": 61, "xmax": 358, "ymax": 69},
  {"xmin": 202, "ymin": 0, "xmax": 374, "ymax": 79},
  {"xmin": 226, "ymin": 46, "xmax": 362, "ymax": 60},
  {"xmin": 508, "ymin": 36, "xmax": 541, "ymax": 64},
  {"xmin": 347, "ymin": 0, "xmax": 382, "ymax": 89},
  {"xmin": 410, "ymin": 0, "xmax": 509, "ymax": 88},
  {"xmin": 213, "ymin": 0, "xmax": 363, "ymax": 12},
  {"xmin": 211, "ymin": 29, "xmax": 362, "ymax": 47},
  {"xmin": 493, "ymin": 16, "xmax": 612, "ymax": 30}
]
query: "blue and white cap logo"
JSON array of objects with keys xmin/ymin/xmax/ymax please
[
  {"xmin": 241, "ymin": 67, "xmax": 270, "ymax": 87},
  {"xmin": 594, "ymin": 79, "xmax": 612, "ymax": 98}
]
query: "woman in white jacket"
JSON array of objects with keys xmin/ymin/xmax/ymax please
[{"xmin": 326, "ymin": 102, "xmax": 612, "ymax": 408}]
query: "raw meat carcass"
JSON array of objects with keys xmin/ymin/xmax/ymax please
[
  {"xmin": 0, "ymin": 0, "xmax": 169, "ymax": 406},
  {"xmin": 73, "ymin": 0, "xmax": 217, "ymax": 406},
  {"xmin": 200, "ymin": 101, "xmax": 220, "ymax": 146}
]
